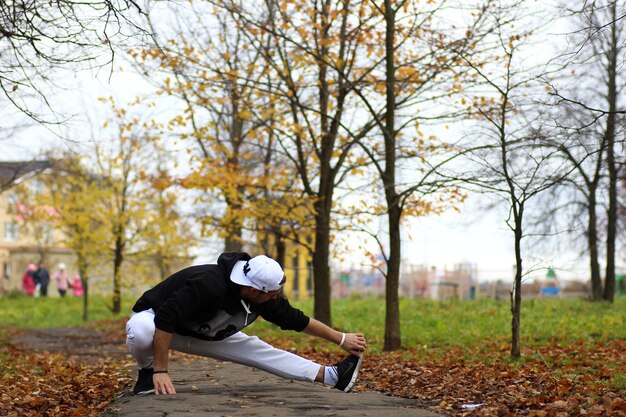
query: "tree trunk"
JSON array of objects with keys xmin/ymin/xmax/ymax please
[
  {"xmin": 311, "ymin": 5, "xmax": 334, "ymax": 326},
  {"xmin": 603, "ymin": 1, "xmax": 618, "ymax": 303},
  {"xmin": 224, "ymin": 231, "xmax": 243, "ymax": 252},
  {"xmin": 587, "ymin": 191, "xmax": 602, "ymax": 300},
  {"xmin": 157, "ymin": 252, "xmax": 168, "ymax": 281},
  {"xmin": 384, "ymin": 204, "xmax": 402, "ymax": 351},
  {"xmin": 510, "ymin": 219, "xmax": 523, "ymax": 359},
  {"xmin": 382, "ymin": 0, "xmax": 401, "ymax": 352},
  {"xmin": 274, "ymin": 232, "xmax": 286, "ymax": 268},
  {"xmin": 312, "ymin": 195, "xmax": 332, "ymax": 325},
  {"xmin": 224, "ymin": 202, "xmax": 244, "ymax": 252},
  {"xmin": 112, "ymin": 237, "xmax": 123, "ymax": 314},
  {"xmin": 80, "ymin": 268, "xmax": 89, "ymax": 322}
]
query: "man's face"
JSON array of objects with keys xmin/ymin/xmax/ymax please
[
  {"xmin": 246, "ymin": 288, "xmax": 282, "ymax": 304},
  {"xmin": 243, "ymin": 276, "xmax": 286, "ymax": 304}
]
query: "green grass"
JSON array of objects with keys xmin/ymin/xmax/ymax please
[
  {"xmin": 0, "ymin": 292, "xmax": 624, "ymax": 352},
  {"xmin": 1, "ymin": 293, "xmax": 624, "ymax": 391},
  {"xmin": 0, "ymin": 292, "xmax": 135, "ymax": 330},
  {"xmin": 249, "ymin": 296, "xmax": 626, "ymax": 354},
  {"xmin": 612, "ymin": 373, "xmax": 626, "ymax": 391}
]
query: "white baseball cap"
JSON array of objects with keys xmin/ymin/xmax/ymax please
[{"xmin": 230, "ymin": 255, "xmax": 285, "ymax": 292}]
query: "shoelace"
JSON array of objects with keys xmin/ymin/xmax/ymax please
[{"xmin": 240, "ymin": 299, "xmax": 252, "ymax": 326}]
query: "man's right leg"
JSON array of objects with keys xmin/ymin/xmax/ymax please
[
  {"xmin": 170, "ymin": 331, "xmax": 322, "ymax": 383},
  {"xmin": 125, "ymin": 311, "xmax": 361, "ymax": 393},
  {"xmin": 125, "ymin": 309, "xmax": 158, "ymax": 394},
  {"xmin": 170, "ymin": 332, "xmax": 363, "ymax": 392},
  {"xmin": 125, "ymin": 309, "xmax": 156, "ymax": 369}
]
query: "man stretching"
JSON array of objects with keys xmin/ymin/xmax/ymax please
[{"xmin": 126, "ymin": 252, "xmax": 367, "ymax": 395}]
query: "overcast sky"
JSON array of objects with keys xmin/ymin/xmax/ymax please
[{"xmin": 1, "ymin": 2, "xmax": 615, "ymax": 283}]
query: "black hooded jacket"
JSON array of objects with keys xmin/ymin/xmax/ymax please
[{"xmin": 132, "ymin": 252, "xmax": 310, "ymax": 341}]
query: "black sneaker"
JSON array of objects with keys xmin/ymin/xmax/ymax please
[
  {"xmin": 333, "ymin": 354, "xmax": 363, "ymax": 393},
  {"xmin": 132, "ymin": 367, "xmax": 155, "ymax": 395}
]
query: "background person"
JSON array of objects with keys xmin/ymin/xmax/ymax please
[
  {"xmin": 126, "ymin": 252, "xmax": 367, "ymax": 396},
  {"xmin": 22, "ymin": 264, "xmax": 37, "ymax": 296},
  {"xmin": 72, "ymin": 274, "xmax": 84, "ymax": 297},
  {"xmin": 52, "ymin": 263, "xmax": 70, "ymax": 297},
  {"xmin": 34, "ymin": 261, "xmax": 50, "ymax": 297}
]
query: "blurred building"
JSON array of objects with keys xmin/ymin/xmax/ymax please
[
  {"xmin": 0, "ymin": 160, "xmax": 191, "ymax": 296},
  {"xmin": 0, "ymin": 160, "xmax": 70, "ymax": 294},
  {"xmin": 431, "ymin": 262, "xmax": 477, "ymax": 300},
  {"xmin": 402, "ymin": 265, "xmax": 433, "ymax": 298},
  {"xmin": 279, "ymin": 242, "xmax": 313, "ymax": 301},
  {"xmin": 332, "ymin": 261, "xmax": 477, "ymax": 300}
]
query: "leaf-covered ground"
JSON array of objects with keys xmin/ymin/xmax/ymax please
[
  {"xmin": 0, "ymin": 345, "xmax": 131, "ymax": 417},
  {"xmin": 0, "ymin": 319, "xmax": 624, "ymax": 416},
  {"xmin": 279, "ymin": 338, "xmax": 626, "ymax": 417},
  {"xmin": 356, "ymin": 340, "xmax": 626, "ymax": 417}
]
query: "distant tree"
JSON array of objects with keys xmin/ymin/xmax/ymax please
[
  {"xmin": 207, "ymin": 0, "xmax": 488, "ymax": 332},
  {"xmin": 453, "ymin": 3, "xmax": 572, "ymax": 358},
  {"xmin": 34, "ymin": 155, "xmax": 111, "ymax": 321},
  {"xmin": 549, "ymin": 0, "xmax": 625, "ymax": 302},
  {"xmin": 541, "ymin": 113, "xmax": 606, "ymax": 301},
  {"xmin": 346, "ymin": 0, "xmax": 490, "ymax": 351},
  {"xmin": 139, "ymin": 163, "xmax": 196, "ymax": 281},
  {"xmin": 217, "ymin": 0, "xmax": 382, "ymax": 326},
  {"xmin": 96, "ymin": 96, "xmax": 157, "ymax": 314},
  {"xmin": 0, "ymin": 0, "xmax": 145, "ymax": 122},
  {"xmin": 135, "ymin": 0, "xmax": 375, "ymax": 324},
  {"xmin": 132, "ymin": 2, "xmax": 304, "ymax": 254}
]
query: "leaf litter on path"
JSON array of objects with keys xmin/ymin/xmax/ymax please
[{"xmin": 1, "ymin": 321, "xmax": 625, "ymax": 416}]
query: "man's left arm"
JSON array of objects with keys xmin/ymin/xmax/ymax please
[{"xmin": 302, "ymin": 318, "xmax": 367, "ymax": 357}]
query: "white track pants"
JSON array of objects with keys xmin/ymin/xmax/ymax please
[{"xmin": 125, "ymin": 309, "xmax": 321, "ymax": 382}]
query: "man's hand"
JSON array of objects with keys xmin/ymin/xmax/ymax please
[
  {"xmin": 154, "ymin": 373, "xmax": 176, "ymax": 395},
  {"xmin": 303, "ymin": 319, "xmax": 369, "ymax": 357},
  {"xmin": 152, "ymin": 329, "xmax": 174, "ymax": 394},
  {"xmin": 342, "ymin": 332, "xmax": 367, "ymax": 357}
]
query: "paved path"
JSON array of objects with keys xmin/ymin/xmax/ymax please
[
  {"xmin": 12, "ymin": 327, "xmax": 444, "ymax": 417},
  {"xmin": 108, "ymin": 356, "xmax": 444, "ymax": 417}
]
